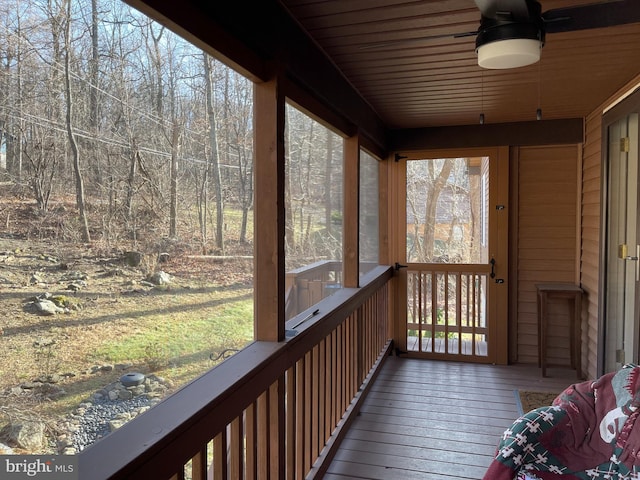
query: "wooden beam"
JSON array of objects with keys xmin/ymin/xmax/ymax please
[
  {"xmin": 343, "ymin": 135, "xmax": 360, "ymax": 288},
  {"xmin": 254, "ymin": 77, "xmax": 286, "ymax": 342},
  {"xmin": 389, "ymin": 118, "xmax": 585, "ymax": 150},
  {"xmin": 124, "ymin": 0, "xmax": 267, "ymax": 82}
]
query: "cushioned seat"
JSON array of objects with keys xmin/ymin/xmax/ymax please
[{"xmin": 483, "ymin": 364, "xmax": 640, "ymax": 480}]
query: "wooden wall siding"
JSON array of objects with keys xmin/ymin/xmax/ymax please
[
  {"xmin": 581, "ymin": 112, "xmax": 603, "ymax": 380},
  {"xmin": 515, "ymin": 145, "xmax": 579, "ymax": 367}
]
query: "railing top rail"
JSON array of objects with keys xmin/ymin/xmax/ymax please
[
  {"xmin": 79, "ymin": 265, "xmax": 392, "ymax": 479},
  {"xmin": 407, "ymin": 263, "xmax": 492, "ymax": 273},
  {"xmin": 286, "ymin": 259, "xmax": 342, "ymax": 275}
]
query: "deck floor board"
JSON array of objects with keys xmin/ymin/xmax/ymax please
[{"xmin": 324, "ymin": 357, "xmax": 578, "ymax": 479}]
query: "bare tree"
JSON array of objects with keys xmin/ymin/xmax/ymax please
[
  {"xmin": 63, "ymin": 0, "xmax": 90, "ymax": 241},
  {"xmin": 204, "ymin": 53, "xmax": 224, "ymax": 253}
]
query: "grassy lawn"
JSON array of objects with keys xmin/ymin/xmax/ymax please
[{"xmin": 0, "ymin": 231, "xmax": 255, "ymax": 450}]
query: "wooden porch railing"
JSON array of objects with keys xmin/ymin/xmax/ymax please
[
  {"xmin": 406, "ymin": 266, "xmax": 489, "ymax": 358},
  {"xmin": 285, "ymin": 260, "xmax": 343, "ymax": 320},
  {"xmin": 79, "ymin": 265, "xmax": 393, "ymax": 479}
]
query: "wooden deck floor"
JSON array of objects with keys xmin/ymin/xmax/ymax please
[{"xmin": 324, "ymin": 356, "xmax": 578, "ymax": 480}]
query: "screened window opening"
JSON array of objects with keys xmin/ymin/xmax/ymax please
[{"xmin": 284, "ymin": 103, "xmax": 344, "ymax": 320}]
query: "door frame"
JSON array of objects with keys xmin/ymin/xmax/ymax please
[
  {"xmin": 389, "ymin": 146, "xmax": 509, "ymax": 364},
  {"xmin": 599, "ymin": 91, "xmax": 640, "ymax": 375}
]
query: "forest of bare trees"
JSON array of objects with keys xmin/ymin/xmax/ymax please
[
  {"xmin": 0, "ymin": 0, "xmax": 255, "ymax": 255},
  {"xmin": 0, "ymin": 0, "xmax": 350, "ymax": 270}
]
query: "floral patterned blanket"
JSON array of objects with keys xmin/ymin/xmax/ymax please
[{"xmin": 482, "ymin": 364, "xmax": 640, "ymax": 480}]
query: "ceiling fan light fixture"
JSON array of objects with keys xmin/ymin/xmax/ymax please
[{"xmin": 477, "ymin": 38, "xmax": 541, "ymax": 69}]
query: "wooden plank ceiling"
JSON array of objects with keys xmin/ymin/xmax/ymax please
[{"xmin": 279, "ymin": 0, "xmax": 640, "ymax": 129}]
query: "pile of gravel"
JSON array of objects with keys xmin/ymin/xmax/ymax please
[
  {"xmin": 59, "ymin": 373, "xmax": 170, "ymax": 453},
  {"xmin": 71, "ymin": 395, "xmax": 157, "ymax": 451}
]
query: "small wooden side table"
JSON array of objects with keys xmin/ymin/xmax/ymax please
[{"xmin": 536, "ymin": 283, "xmax": 583, "ymax": 378}]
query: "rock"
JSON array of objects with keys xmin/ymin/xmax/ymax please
[
  {"xmin": 62, "ymin": 271, "xmax": 88, "ymax": 281},
  {"xmin": 66, "ymin": 282, "xmax": 84, "ymax": 292},
  {"xmin": 147, "ymin": 271, "xmax": 171, "ymax": 286},
  {"xmin": 36, "ymin": 373, "xmax": 61, "ymax": 384},
  {"xmin": 108, "ymin": 417, "xmax": 128, "ymax": 432},
  {"xmin": 30, "ymin": 272, "xmax": 45, "ymax": 284},
  {"xmin": 35, "ymin": 299, "xmax": 65, "ymax": 315},
  {"xmin": 0, "ymin": 442, "xmax": 14, "ymax": 454},
  {"xmin": 57, "ymin": 434, "xmax": 72, "ymax": 449},
  {"xmin": 9, "ymin": 421, "xmax": 46, "ymax": 450},
  {"xmin": 117, "ymin": 390, "xmax": 133, "ymax": 400},
  {"xmin": 21, "ymin": 381, "xmax": 43, "ymax": 389},
  {"xmin": 128, "ymin": 386, "xmax": 145, "ymax": 397}
]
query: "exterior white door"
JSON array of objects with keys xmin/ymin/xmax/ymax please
[{"xmin": 604, "ymin": 114, "xmax": 640, "ymax": 372}]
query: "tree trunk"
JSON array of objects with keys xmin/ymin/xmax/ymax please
[
  {"xmin": 89, "ymin": 0, "xmax": 99, "ymax": 130},
  {"xmin": 204, "ymin": 54, "xmax": 224, "ymax": 253},
  {"xmin": 125, "ymin": 147, "xmax": 138, "ymax": 219},
  {"xmin": 63, "ymin": 0, "xmax": 90, "ymax": 242},
  {"xmin": 169, "ymin": 123, "xmax": 178, "ymax": 238},
  {"xmin": 423, "ymin": 159, "xmax": 452, "ymax": 261},
  {"xmin": 324, "ymin": 130, "xmax": 333, "ymax": 236}
]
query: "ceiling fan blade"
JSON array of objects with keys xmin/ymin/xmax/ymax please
[
  {"xmin": 474, "ymin": 0, "xmax": 531, "ymax": 20},
  {"xmin": 543, "ymin": 0, "xmax": 640, "ymax": 34}
]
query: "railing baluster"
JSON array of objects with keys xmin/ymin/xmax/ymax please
[
  {"xmin": 229, "ymin": 417, "xmax": 243, "ymax": 480},
  {"xmin": 444, "ymin": 271, "xmax": 450, "ymax": 354},
  {"xmin": 318, "ymin": 338, "xmax": 327, "ymax": 448},
  {"xmin": 311, "ymin": 344, "xmax": 320, "ymax": 459},
  {"xmin": 416, "ymin": 271, "xmax": 422, "ymax": 352},
  {"xmin": 269, "ymin": 379, "xmax": 284, "ymax": 479},
  {"xmin": 257, "ymin": 390, "xmax": 269, "ymax": 478},
  {"xmin": 190, "ymin": 446, "xmax": 207, "ymax": 480},
  {"xmin": 304, "ymin": 350, "xmax": 312, "ymax": 473},
  {"xmin": 431, "ymin": 271, "xmax": 437, "ymax": 353},
  {"xmin": 295, "ymin": 358, "xmax": 305, "ymax": 480},
  {"xmin": 330, "ymin": 329, "xmax": 337, "ymax": 432},
  {"xmin": 470, "ymin": 273, "xmax": 475, "ymax": 354},
  {"xmin": 245, "ymin": 403, "xmax": 256, "ymax": 480},
  {"xmin": 323, "ymin": 334, "xmax": 332, "ymax": 444},
  {"xmin": 285, "ymin": 367, "xmax": 295, "ymax": 480},
  {"xmin": 456, "ymin": 272, "xmax": 462, "ymax": 355},
  {"xmin": 213, "ymin": 429, "xmax": 227, "ymax": 480}
]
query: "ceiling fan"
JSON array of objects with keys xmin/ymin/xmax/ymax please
[{"xmin": 362, "ymin": 0, "xmax": 640, "ymax": 69}]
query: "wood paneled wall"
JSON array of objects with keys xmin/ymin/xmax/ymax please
[
  {"xmin": 514, "ymin": 145, "xmax": 580, "ymax": 366},
  {"xmin": 581, "ymin": 112, "xmax": 602, "ymax": 380}
]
